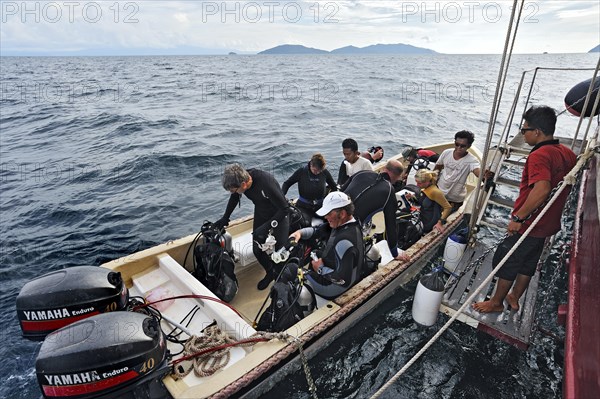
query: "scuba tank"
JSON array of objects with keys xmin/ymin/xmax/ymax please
[
  {"xmin": 412, "ymin": 265, "xmax": 445, "ymax": 326},
  {"xmin": 297, "ymin": 276, "xmax": 317, "ymax": 318},
  {"xmin": 443, "ymin": 228, "xmax": 468, "ymax": 274},
  {"xmin": 220, "ymin": 230, "xmax": 233, "ymax": 253}
]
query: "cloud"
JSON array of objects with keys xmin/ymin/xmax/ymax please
[{"xmin": 0, "ymin": 0, "xmax": 598, "ymax": 55}]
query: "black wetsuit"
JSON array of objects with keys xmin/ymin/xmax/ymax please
[
  {"xmin": 419, "ymin": 194, "xmax": 442, "ymax": 233},
  {"xmin": 342, "ymin": 170, "xmax": 399, "ymax": 257},
  {"xmin": 302, "ymin": 221, "xmax": 364, "ymax": 299},
  {"xmin": 282, "ymin": 163, "xmax": 337, "ymax": 220},
  {"xmin": 337, "ymin": 161, "xmax": 349, "ymax": 186},
  {"xmin": 221, "ymin": 169, "xmax": 289, "ymax": 274}
]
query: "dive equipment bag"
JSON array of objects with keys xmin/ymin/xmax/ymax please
[
  {"xmin": 193, "ymin": 222, "xmax": 238, "ymax": 302},
  {"xmin": 257, "ymin": 262, "xmax": 316, "ymax": 332},
  {"xmin": 396, "ymin": 210, "xmax": 424, "ymax": 250}
]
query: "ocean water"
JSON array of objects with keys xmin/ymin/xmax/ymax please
[{"xmin": 0, "ymin": 53, "xmax": 596, "ymax": 398}]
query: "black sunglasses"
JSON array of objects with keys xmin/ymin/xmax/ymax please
[
  {"xmin": 520, "ymin": 127, "xmax": 536, "ymax": 135},
  {"xmin": 454, "ymin": 142, "xmax": 468, "ymax": 148}
]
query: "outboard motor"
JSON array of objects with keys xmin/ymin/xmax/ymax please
[
  {"xmin": 16, "ymin": 266, "xmax": 128, "ymax": 340},
  {"xmin": 36, "ymin": 311, "xmax": 170, "ymax": 399}
]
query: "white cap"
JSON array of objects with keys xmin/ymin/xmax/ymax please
[{"xmin": 316, "ymin": 192, "xmax": 352, "ymax": 216}]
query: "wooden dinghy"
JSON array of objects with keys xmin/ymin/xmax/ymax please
[{"xmin": 20, "ymin": 143, "xmax": 482, "ymax": 399}]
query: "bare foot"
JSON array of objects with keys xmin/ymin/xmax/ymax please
[
  {"xmin": 506, "ymin": 293, "xmax": 520, "ymax": 311},
  {"xmin": 472, "ymin": 300, "xmax": 504, "ymax": 313}
]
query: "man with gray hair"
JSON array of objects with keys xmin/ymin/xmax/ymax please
[{"xmin": 216, "ymin": 163, "xmax": 290, "ymax": 290}]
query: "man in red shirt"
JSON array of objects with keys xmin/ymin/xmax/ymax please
[{"xmin": 473, "ymin": 106, "xmax": 577, "ymax": 313}]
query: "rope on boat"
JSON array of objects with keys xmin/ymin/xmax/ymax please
[
  {"xmin": 371, "ymin": 140, "xmax": 598, "ymax": 399},
  {"xmin": 170, "ymin": 325, "xmax": 319, "ymax": 398},
  {"xmin": 172, "ymin": 324, "xmax": 259, "ymax": 378}
]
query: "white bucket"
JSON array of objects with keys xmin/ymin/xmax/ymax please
[
  {"xmin": 443, "ymin": 235, "xmax": 467, "ymax": 273},
  {"xmin": 412, "ymin": 280, "xmax": 444, "ymax": 326}
]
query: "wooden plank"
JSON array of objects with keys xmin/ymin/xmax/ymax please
[
  {"xmin": 467, "ymin": 251, "xmax": 495, "ymax": 304},
  {"xmin": 440, "ymin": 242, "xmax": 542, "ymax": 348}
]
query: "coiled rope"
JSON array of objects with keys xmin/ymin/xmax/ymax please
[
  {"xmin": 170, "ymin": 325, "xmax": 319, "ymax": 398},
  {"xmin": 172, "ymin": 326, "xmax": 290, "ymax": 378}
]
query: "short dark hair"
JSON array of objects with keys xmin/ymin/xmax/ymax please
[
  {"xmin": 342, "ymin": 138, "xmax": 358, "ymax": 152},
  {"xmin": 523, "ymin": 105, "xmax": 556, "ymax": 136},
  {"xmin": 455, "ymin": 130, "xmax": 475, "ymax": 146}
]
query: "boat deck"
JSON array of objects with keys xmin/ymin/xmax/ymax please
[{"xmin": 440, "ymin": 242, "xmax": 541, "ymax": 349}]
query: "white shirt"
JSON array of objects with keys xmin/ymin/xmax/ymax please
[
  {"xmin": 436, "ymin": 149, "xmax": 480, "ymax": 202},
  {"xmin": 344, "ymin": 156, "xmax": 374, "ymax": 177}
]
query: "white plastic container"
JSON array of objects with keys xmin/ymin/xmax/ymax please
[
  {"xmin": 412, "ymin": 280, "xmax": 444, "ymax": 326},
  {"xmin": 443, "ymin": 234, "xmax": 467, "ymax": 273}
]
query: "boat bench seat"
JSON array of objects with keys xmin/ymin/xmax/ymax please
[{"xmin": 132, "ymin": 254, "xmax": 256, "ymax": 341}]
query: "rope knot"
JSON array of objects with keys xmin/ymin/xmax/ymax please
[{"xmin": 172, "ymin": 323, "xmax": 238, "ymax": 379}]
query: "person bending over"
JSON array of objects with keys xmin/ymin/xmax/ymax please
[
  {"xmin": 342, "ymin": 159, "xmax": 410, "ymax": 261},
  {"xmin": 216, "ymin": 163, "xmax": 290, "ymax": 290}
]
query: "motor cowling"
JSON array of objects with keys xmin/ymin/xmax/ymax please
[
  {"xmin": 16, "ymin": 266, "xmax": 128, "ymax": 340},
  {"xmin": 36, "ymin": 311, "xmax": 170, "ymax": 399}
]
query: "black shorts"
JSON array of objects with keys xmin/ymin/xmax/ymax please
[{"xmin": 493, "ymin": 233, "xmax": 546, "ymax": 281}]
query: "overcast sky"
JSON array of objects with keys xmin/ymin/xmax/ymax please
[{"xmin": 1, "ymin": 1, "xmax": 599, "ymax": 55}]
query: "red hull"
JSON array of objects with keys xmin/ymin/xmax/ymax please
[{"xmin": 563, "ymin": 154, "xmax": 600, "ymax": 398}]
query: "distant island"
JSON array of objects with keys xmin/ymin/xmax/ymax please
[
  {"xmin": 590, "ymin": 45, "xmax": 600, "ymax": 53},
  {"xmin": 258, "ymin": 43, "xmax": 437, "ymax": 55}
]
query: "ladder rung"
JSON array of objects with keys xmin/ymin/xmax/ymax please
[
  {"xmin": 480, "ymin": 216, "xmax": 507, "ymax": 230},
  {"xmin": 503, "ymin": 158, "xmax": 526, "ymax": 167},
  {"xmin": 496, "ymin": 177, "xmax": 521, "ymax": 187},
  {"xmin": 488, "ymin": 194, "xmax": 515, "ymax": 209},
  {"xmin": 508, "ymin": 146, "xmax": 530, "ymax": 156}
]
